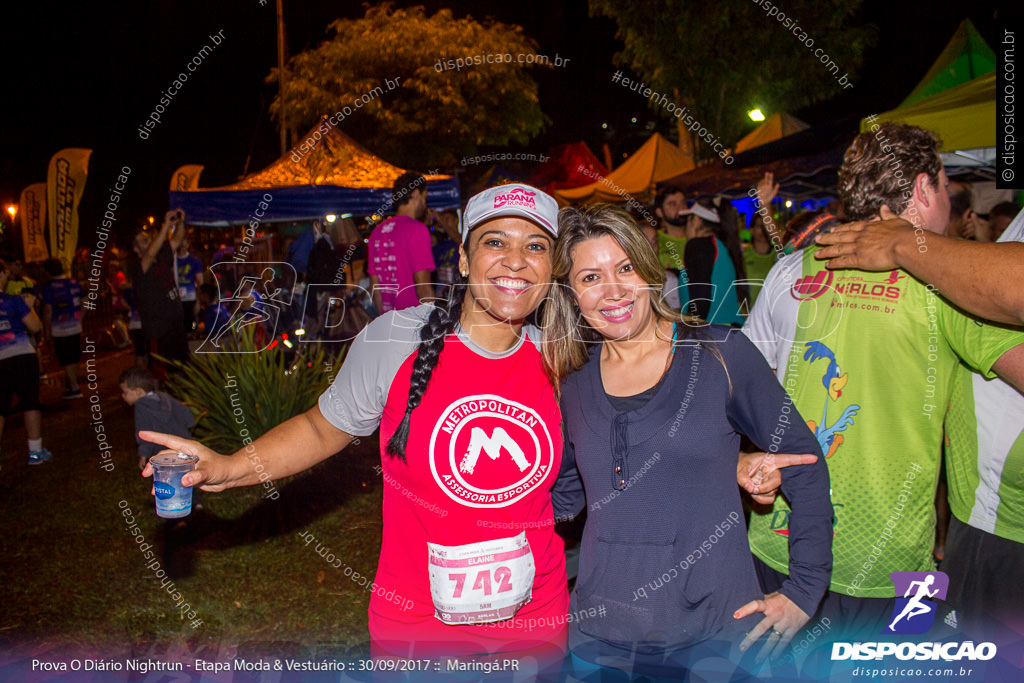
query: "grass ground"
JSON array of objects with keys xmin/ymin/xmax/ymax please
[{"xmin": 0, "ymin": 347, "xmax": 386, "ymax": 664}]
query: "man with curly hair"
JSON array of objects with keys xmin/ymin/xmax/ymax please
[{"xmin": 743, "ymin": 122, "xmax": 1024, "ymax": 652}]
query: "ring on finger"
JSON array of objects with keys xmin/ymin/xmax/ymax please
[{"xmin": 771, "ymin": 629, "xmax": 783, "ymax": 637}]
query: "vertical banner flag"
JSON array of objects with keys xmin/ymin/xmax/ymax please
[
  {"xmin": 170, "ymin": 164, "xmax": 204, "ymax": 191},
  {"xmin": 19, "ymin": 183, "xmax": 49, "ymax": 263},
  {"xmin": 47, "ymin": 148, "xmax": 92, "ymax": 273}
]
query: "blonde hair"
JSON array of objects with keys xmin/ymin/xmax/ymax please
[{"xmin": 541, "ymin": 204, "xmax": 724, "ymax": 388}]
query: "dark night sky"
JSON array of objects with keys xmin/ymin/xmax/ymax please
[{"xmin": 0, "ymin": 0, "xmax": 1016, "ymax": 246}]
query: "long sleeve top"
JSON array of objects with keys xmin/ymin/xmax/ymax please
[{"xmin": 554, "ymin": 324, "xmax": 832, "ymax": 658}]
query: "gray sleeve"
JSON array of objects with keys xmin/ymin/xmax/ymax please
[{"xmin": 316, "ymin": 304, "xmax": 433, "ymax": 436}]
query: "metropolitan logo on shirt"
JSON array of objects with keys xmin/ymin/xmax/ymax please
[{"xmin": 429, "ymin": 394, "xmax": 554, "ymax": 508}]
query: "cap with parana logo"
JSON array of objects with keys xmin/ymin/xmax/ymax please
[{"xmin": 462, "ymin": 183, "xmax": 559, "ymax": 239}]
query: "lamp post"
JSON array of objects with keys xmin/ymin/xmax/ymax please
[{"xmin": 277, "ymin": 0, "xmax": 289, "ymax": 156}]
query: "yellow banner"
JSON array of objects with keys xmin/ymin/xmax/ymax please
[
  {"xmin": 170, "ymin": 164, "xmax": 204, "ymax": 191},
  {"xmin": 19, "ymin": 183, "xmax": 49, "ymax": 263},
  {"xmin": 47, "ymin": 148, "xmax": 92, "ymax": 273}
]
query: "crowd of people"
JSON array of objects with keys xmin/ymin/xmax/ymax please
[{"xmin": 3, "ymin": 119, "xmax": 1022, "ymax": 680}]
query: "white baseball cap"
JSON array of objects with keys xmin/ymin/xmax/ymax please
[
  {"xmin": 680, "ymin": 202, "xmax": 720, "ymax": 224},
  {"xmin": 462, "ymin": 183, "xmax": 559, "ymax": 239}
]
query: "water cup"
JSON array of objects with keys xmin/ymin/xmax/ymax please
[{"xmin": 151, "ymin": 452, "xmax": 199, "ymax": 518}]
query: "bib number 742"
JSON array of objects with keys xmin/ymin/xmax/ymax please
[
  {"xmin": 448, "ymin": 566, "xmax": 514, "ymax": 598},
  {"xmin": 428, "ymin": 533, "xmax": 535, "ymax": 624}
]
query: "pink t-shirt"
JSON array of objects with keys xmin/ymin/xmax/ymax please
[
  {"xmin": 318, "ymin": 306, "xmax": 568, "ymax": 659},
  {"xmin": 368, "ymin": 215, "xmax": 435, "ymax": 313}
]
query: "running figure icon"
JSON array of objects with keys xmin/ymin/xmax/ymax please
[{"xmin": 888, "ymin": 574, "xmax": 939, "ymax": 631}]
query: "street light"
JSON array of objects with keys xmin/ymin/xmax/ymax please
[
  {"xmin": 6, "ymin": 205, "xmax": 16, "ymax": 219},
  {"xmin": 748, "ymin": 109, "xmax": 765, "ymax": 122}
]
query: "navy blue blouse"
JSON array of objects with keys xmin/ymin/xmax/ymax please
[{"xmin": 553, "ymin": 324, "xmax": 833, "ymax": 658}]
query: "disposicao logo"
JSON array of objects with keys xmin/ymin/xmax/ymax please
[
  {"xmin": 885, "ymin": 571, "xmax": 948, "ymax": 635},
  {"xmin": 831, "ymin": 571, "xmax": 997, "ymax": 662},
  {"xmin": 494, "ymin": 188, "xmax": 536, "ymax": 210}
]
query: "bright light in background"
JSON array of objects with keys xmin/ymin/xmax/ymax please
[
  {"xmin": 601, "ymin": 122, "xmax": 608, "ymax": 129},
  {"xmin": 785, "ymin": 200, "xmax": 793, "ymax": 208},
  {"xmin": 147, "ymin": 216, "xmax": 154, "ymax": 224},
  {"xmin": 748, "ymin": 109, "xmax": 765, "ymax": 122},
  {"xmin": 5, "ymin": 205, "xmax": 15, "ymax": 218},
  {"xmin": 324, "ymin": 214, "xmax": 337, "ymax": 223},
  {"xmin": 631, "ymin": 117, "xmax": 637, "ymax": 123}
]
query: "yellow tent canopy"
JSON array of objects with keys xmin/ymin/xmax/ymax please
[
  {"xmin": 734, "ymin": 112, "xmax": 810, "ymax": 154},
  {"xmin": 860, "ymin": 72, "xmax": 995, "ymax": 152},
  {"xmin": 552, "ymin": 133, "xmax": 694, "ymax": 205}
]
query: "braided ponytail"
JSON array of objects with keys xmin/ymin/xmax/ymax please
[{"xmin": 384, "ymin": 278, "xmax": 467, "ymax": 461}]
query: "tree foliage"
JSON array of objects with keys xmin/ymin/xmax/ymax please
[
  {"xmin": 269, "ymin": 4, "xmax": 549, "ymax": 168},
  {"xmin": 590, "ymin": 0, "xmax": 875, "ymax": 158}
]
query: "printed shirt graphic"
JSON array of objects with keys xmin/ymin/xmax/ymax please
[
  {"xmin": 41, "ymin": 277, "xmax": 83, "ymax": 336},
  {"xmin": 0, "ymin": 293, "xmax": 36, "ymax": 360},
  {"xmin": 743, "ymin": 246, "xmax": 1024, "ymax": 597},
  {"xmin": 317, "ymin": 305, "xmax": 566, "ymax": 656},
  {"xmin": 368, "ymin": 216, "xmax": 435, "ymax": 314},
  {"xmin": 945, "ymin": 214, "xmax": 1024, "ymax": 544},
  {"xmin": 176, "ymin": 254, "xmax": 203, "ymax": 301}
]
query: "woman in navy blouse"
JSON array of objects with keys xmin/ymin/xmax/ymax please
[{"xmin": 544, "ymin": 205, "xmax": 833, "ymax": 680}]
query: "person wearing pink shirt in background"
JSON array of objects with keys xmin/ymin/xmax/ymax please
[{"xmin": 369, "ymin": 172, "xmax": 436, "ymax": 314}]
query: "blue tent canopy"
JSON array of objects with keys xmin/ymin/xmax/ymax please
[
  {"xmin": 169, "ymin": 122, "xmax": 460, "ymax": 226},
  {"xmin": 170, "ymin": 179, "xmax": 460, "ymax": 226}
]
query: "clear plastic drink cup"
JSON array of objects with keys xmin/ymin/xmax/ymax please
[{"xmin": 151, "ymin": 452, "xmax": 199, "ymax": 518}]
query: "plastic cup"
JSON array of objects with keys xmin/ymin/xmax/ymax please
[{"xmin": 151, "ymin": 452, "xmax": 199, "ymax": 518}]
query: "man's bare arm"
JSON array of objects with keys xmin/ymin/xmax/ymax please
[
  {"xmin": 816, "ymin": 219, "xmax": 1024, "ymax": 325},
  {"xmin": 141, "ymin": 209, "xmax": 178, "ymax": 274},
  {"xmin": 369, "ymin": 274, "xmax": 383, "ymax": 314},
  {"xmin": 992, "ymin": 343, "xmax": 1024, "ymax": 395},
  {"xmin": 413, "ymin": 270, "xmax": 434, "ymax": 303}
]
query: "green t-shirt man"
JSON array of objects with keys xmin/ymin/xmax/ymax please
[
  {"xmin": 742, "ymin": 246, "xmax": 1024, "ymax": 598},
  {"xmin": 945, "ymin": 214, "xmax": 1024, "ymax": 545},
  {"xmin": 657, "ymin": 230, "xmax": 687, "ymax": 272}
]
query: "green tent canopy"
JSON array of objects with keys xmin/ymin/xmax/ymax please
[
  {"xmin": 901, "ymin": 19, "xmax": 996, "ymax": 107},
  {"xmin": 862, "ymin": 72, "xmax": 995, "ymax": 152}
]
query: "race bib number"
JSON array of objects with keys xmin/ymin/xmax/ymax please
[{"xmin": 428, "ymin": 532, "xmax": 534, "ymax": 625}]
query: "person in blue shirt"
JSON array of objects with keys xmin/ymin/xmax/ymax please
[
  {"xmin": 40, "ymin": 258, "xmax": 84, "ymax": 399},
  {"xmin": 198, "ymin": 283, "xmax": 231, "ymax": 347},
  {"xmin": 429, "ymin": 208, "xmax": 461, "ymax": 298},
  {"xmin": 542, "ymin": 205, "xmax": 831, "ymax": 680},
  {"xmin": 175, "ymin": 240, "xmax": 204, "ymax": 333},
  {"xmin": 0, "ymin": 258, "xmax": 52, "ymax": 465}
]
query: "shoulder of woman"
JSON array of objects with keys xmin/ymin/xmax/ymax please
[
  {"xmin": 684, "ymin": 324, "xmax": 751, "ymax": 359},
  {"xmin": 361, "ymin": 303, "xmax": 435, "ymax": 343}
]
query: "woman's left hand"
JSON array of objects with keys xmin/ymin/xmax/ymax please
[{"xmin": 734, "ymin": 592, "xmax": 811, "ymax": 663}]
